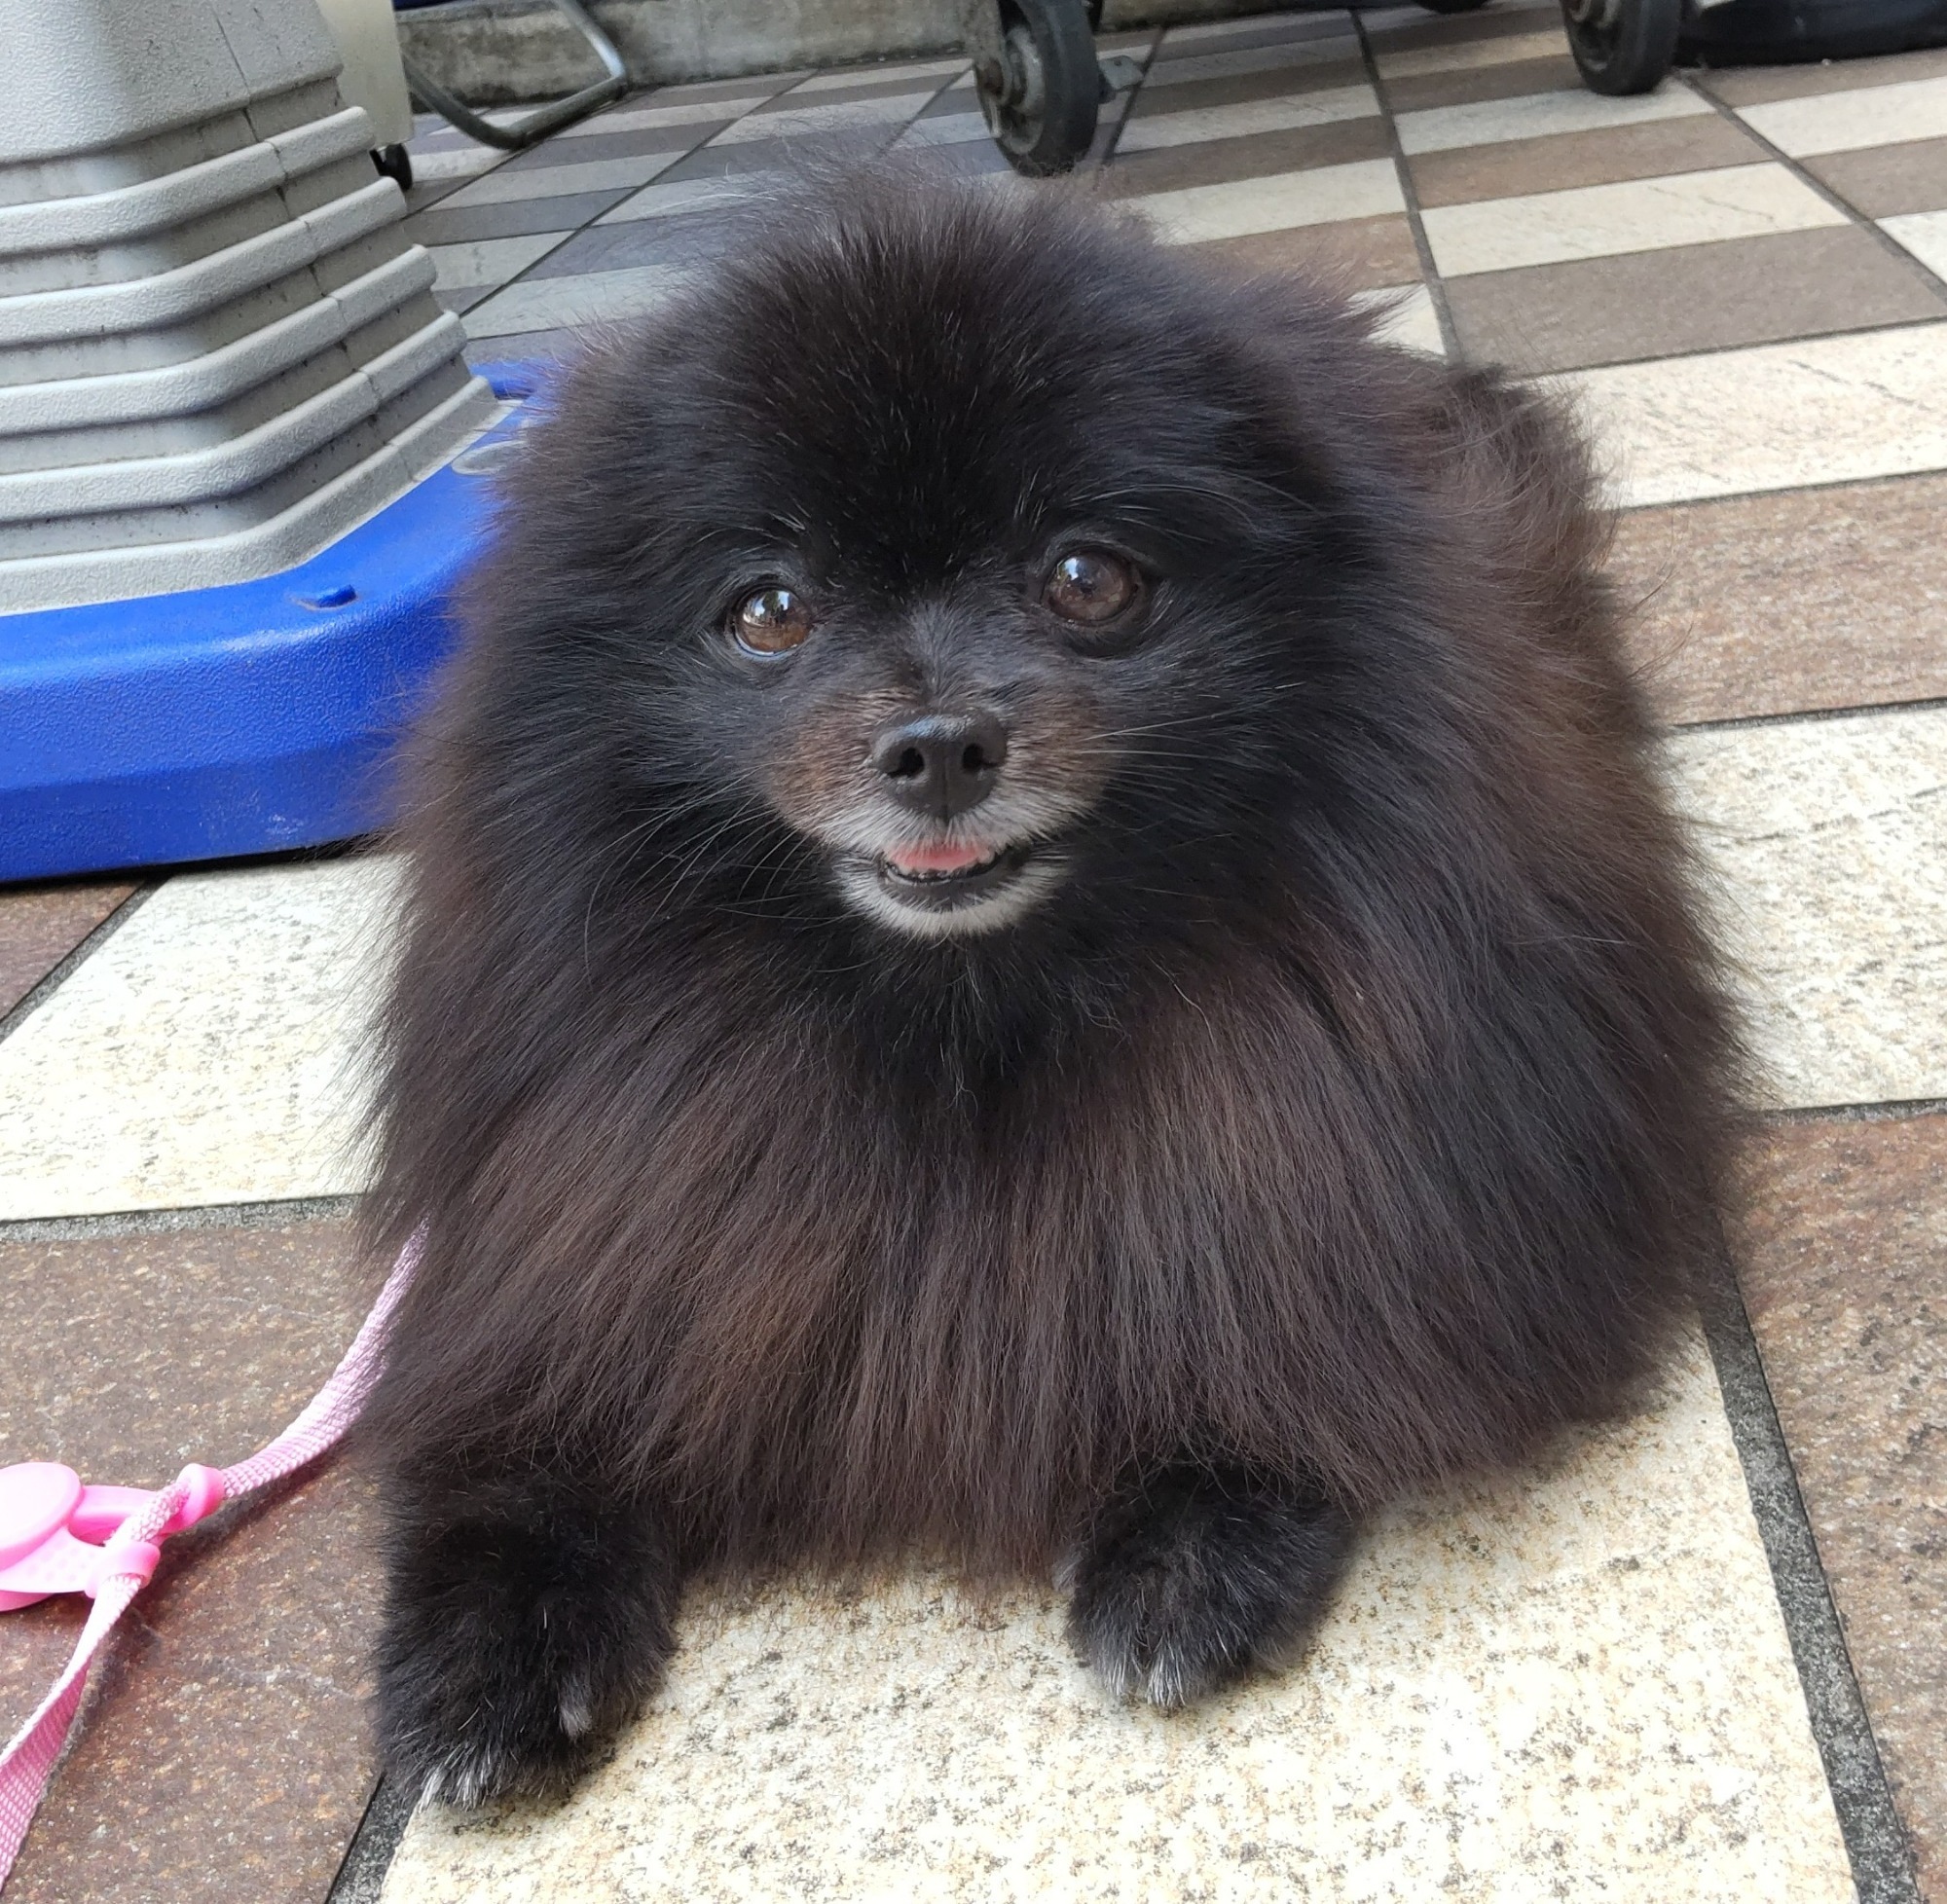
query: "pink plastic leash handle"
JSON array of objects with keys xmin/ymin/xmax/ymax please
[{"xmin": 0, "ymin": 1234, "xmax": 419, "ymax": 1891}]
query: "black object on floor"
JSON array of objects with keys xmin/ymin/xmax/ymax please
[{"xmin": 1682, "ymin": 0, "xmax": 1947, "ymax": 61}]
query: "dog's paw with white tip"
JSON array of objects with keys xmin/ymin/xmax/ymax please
[{"xmin": 1064, "ymin": 1462, "xmax": 1355, "ymax": 1709}]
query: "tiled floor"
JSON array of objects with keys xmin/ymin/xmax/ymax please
[{"xmin": 2, "ymin": 3, "xmax": 1945, "ymax": 1898}]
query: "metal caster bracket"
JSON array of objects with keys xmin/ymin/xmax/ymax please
[
  {"xmin": 401, "ymin": 0, "xmax": 628, "ymax": 151},
  {"xmin": 959, "ymin": 0, "xmax": 1103, "ymax": 175}
]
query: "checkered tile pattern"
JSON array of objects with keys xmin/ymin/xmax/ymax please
[
  {"xmin": 402, "ymin": 11, "xmax": 1947, "ymax": 494},
  {"xmin": 3, "ymin": 10, "xmax": 1946, "ymax": 1902}
]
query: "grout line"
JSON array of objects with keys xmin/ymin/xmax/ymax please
[
  {"xmin": 326, "ymin": 1776, "xmax": 420, "ymax": 1904},
  {"xmin": 1696, "ymin": 1232, "xmax": 1923, "ymax": 1904},
  {"xmin": 0, "ymin": 1195, "xmax": 362, "ymax": 1244},
  {"xmin": 1668, "ymin": 688, "xmax": 1947, "ymax": 736},
  {"xmin": 1350, "ymin": 9, "xmax": 1461, "ymax": 360},
  {"xmin": 1684, "ymin": 71, "xmax": 1947, "ymax": 305},
  {"xmin": 0, "ymin": 880, "xmax": 161, "ymax": 1049},
  {"xmin": 1763, "ymin": 1095, "xmax": 1947, "ymax": 1124}
]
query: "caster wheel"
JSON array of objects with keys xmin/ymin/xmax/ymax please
[
  {"xmin": 966, "ymin": 0, "xmax": 1099, "ymax": 176},
  {"xmin": 1415, "ymin": 0, "xmax": 1492, "ymax": 12},
  {"xmin": 374, "ymin": 144, "xmax": 413, "ymax": 192},
  {"xmin": 1561, "ymin": 0, "xmax": 1680, "ymax": 92}
]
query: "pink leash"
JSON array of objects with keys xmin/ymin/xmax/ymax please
[{"xmin": 0, "ymin": 1234, "xmax": 418, "ymax": 1890}]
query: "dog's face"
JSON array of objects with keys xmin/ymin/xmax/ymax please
[
  {"xmin": 714, "ymin": 532, "xmax": 1152, "ymax": 940},
  {"xmin": 524, "ymin": 185, "xmax": 1376, "ymax": 950}
]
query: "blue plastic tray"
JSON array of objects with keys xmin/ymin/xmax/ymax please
[{"xmin": 0, "ymin": 363, "xmax": 545, "ymax": 884}]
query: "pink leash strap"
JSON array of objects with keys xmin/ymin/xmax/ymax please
[{"xmin": 0, "ymin": 1234, "xmax": 419, "ymax": 1890}]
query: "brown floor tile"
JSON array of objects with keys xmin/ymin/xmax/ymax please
[
  {"xmin": 0, "ymin": 1219, "xmax": 382, "ymax": 1904},
  {"xmin": 1380, "ymin": 52, "xmax": 1587, "ymax": 114},
  {"xmin": 1363, "ymin": 4, "xmax": 1567, "ymax": 55},
  {"xmin": 0, "ymin": 881, "xmax": 134, "ymax": 1018},
  {"xmin": 497, "ymin": 124, "xmax": 714, "ymax": 172},
  {"xmin": 1726, "ymin": 1113, "xmax": 1947, "ymax": 1903},
  {"xmin": 1102, "ymin": 115, "xmax": 1394, "ymax": 194},
  {"xmin": 1183, "ymin": 211, "xmax": 1424, "ymax": 291},
  {"xmin": 1446, "ymin": 223, "xmax": 1946, "ymax": 375},
  {"xmin": 1124, "ymin": 55, "xmax": 1371, "ymax": 120},
  {"xmin": 1151, "ymin": 16, "xmax": 1363, "ymax": 63},
  {"xmin": 1805, "ymin": 134, "xmax": 1947, "ymax": 217},
  {"xmin": 1702, "ymin": 42, "xmax": 1947, "ymax": 106},
  {"xmin": 1406, "ymin": 111, "xmax": 1770, "ymax": 204},
  {"xmin": 1611, "ymin": 472, "xmax": 1947, "ymax": 725}
]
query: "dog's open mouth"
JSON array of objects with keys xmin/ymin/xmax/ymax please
[{"xmin": 874, "ymin": 840, "xmax": 1032, "ymax": 909}]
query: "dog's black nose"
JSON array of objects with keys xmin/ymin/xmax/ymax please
[{"xmin": 871, "ymin": 714, "xmax": 1008, "ymax": 819}]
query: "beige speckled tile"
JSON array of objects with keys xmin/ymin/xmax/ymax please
[
  {"xmin": 709, "ymin": 88, "xmax": 937, "ymax": 144},
  {"xmin": 1394, "ymin": 82, "xmax": 1712, "ymax": 157},
  {"xmin": 439, "ymin": 149, "xmax": 683, "ymax": 209},
  {"xmin": 0, "ymin": 858, "xmax": 398, "ymax": 1220},
  {"xmin": 1421, "ymin": 162, "xmax": 1844, "ymax": 277},
  {"xmin": 1562, "ymin": 321, "xmax": 1947, "ymax": 508},
  {"xmin": 1116, "ymin": 84, "xmax": 1380, "ymax": 153},
  {"xmin": 1884, "ymin": 207, "xmax": 1947, "ymax": 280},
  {"xmin": 1374, "ymin": 26, "xmax": 1563, "ymax": 80},
  {"xmin": 464, "ymin": 263, "xmax": 688, "ymax": 338},
  {"xmin": 1734, "ymin": 73, "xmax": 1947, "ymax": 160},
  {"xmin": 381, "ymin": 1344, "xmax": 1853, "ymax": 1904},
  {"xmin": 1124, "ymin": 158, "xmax": 1406, "ymax": 243},
  {"xmin": 1666, "ymin": 705, "xmax": 1947, "ymax": 1112},
  {"xmin": 1352, "ymin": 281, "xmax": 1445, "ymax": 356},
  {"xmin": 425, "ymin": 232, "xmax": 571, "ymax": 293}
]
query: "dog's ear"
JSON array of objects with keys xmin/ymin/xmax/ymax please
[{"xmin": 1429, "ymin": 364, "xmax": 1616, "ymax": 583}]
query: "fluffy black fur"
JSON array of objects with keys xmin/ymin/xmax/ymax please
[{"xmin": 360, "ymin": 171, "xmax": 1736, "ymax": 1804}]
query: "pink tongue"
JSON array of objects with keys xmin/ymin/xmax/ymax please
[{"xmin": 887, "ymin": 840, "xmax": 991, "ymax": 875}]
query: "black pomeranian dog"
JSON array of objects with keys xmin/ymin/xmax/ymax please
[{"xmin": 360, "ymin": 170, "xmax": 1734, "ymax": 1805}]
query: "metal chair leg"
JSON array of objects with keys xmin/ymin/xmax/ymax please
[{"xmin": 401, "ymin": 0, "xmax": 628, "ymax": 150}]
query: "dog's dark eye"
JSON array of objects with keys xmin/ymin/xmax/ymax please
[
  {"xmin": 730, "ymin": 587, "xmax": 814, "ymax": 656},
  {"xmin": 1045, "ymin": 550, "xmax": 1138, "ymax": 626}
]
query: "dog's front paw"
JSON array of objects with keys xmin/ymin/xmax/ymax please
[
  {"xmin": 380, "ymin": 1622, "xmax": 638, "ymax": 1807},
  {"xmin": 376, "ymin": 1493, "xmax": 679, "ymax": 1805},
  {"xmin": 1064, "ymin": 1461, "xmax": 1354, "ymax": 1709}
]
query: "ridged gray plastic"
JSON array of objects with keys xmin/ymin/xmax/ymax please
[{"xmin": 0, "ymin": 0, "xmax": 496, "ymax": 614}]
